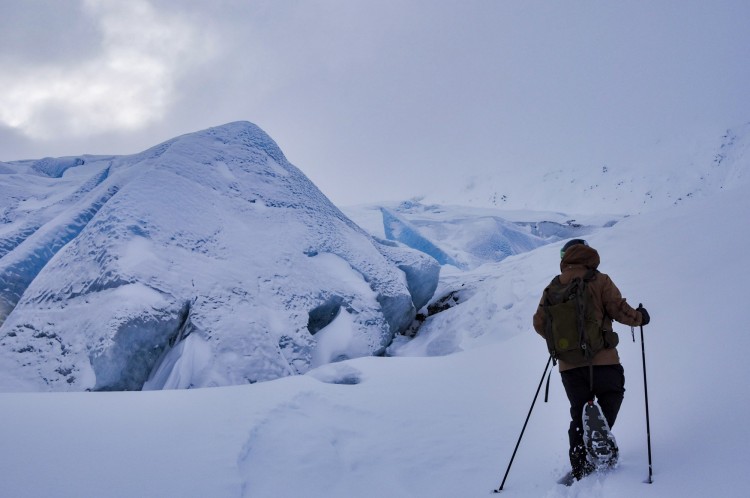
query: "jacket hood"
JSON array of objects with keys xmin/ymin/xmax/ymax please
[{"xmin": 560, "ymin": 243, "xmax": 600, "ymax": 271}]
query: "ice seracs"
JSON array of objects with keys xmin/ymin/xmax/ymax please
[{"xmin": 0, "ymin": 121, "xmax": 438, "ymax": 391}]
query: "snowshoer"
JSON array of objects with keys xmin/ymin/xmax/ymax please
[{"xmin": 532, "ymin": 239, "xmax": 650, "ymax": 481}]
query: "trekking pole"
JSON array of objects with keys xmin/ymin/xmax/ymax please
[
  {"xmin": 493, "ymin": 355, "xmax": 552, "ymax": 493},
  {"xmin": 638, "ymin": 304, "xmax": 654, "ymax": 484}
]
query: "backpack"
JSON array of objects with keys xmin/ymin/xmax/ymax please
[{"xmin": 542, "ymin": 269, "xmax": 606, "ymax": 365}]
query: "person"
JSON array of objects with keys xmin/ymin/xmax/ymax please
[{"xmin": 532, "ymin": 239, "xmax": 650, "ymax": 480}]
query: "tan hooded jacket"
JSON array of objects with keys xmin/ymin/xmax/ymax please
[{"xmin": 532, "ymin": 244, "xmax": 644, "ymax": 371}]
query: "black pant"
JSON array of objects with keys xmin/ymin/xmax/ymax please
[{"xmin": 561, "ymin": 364, "xmax": 625, "ymax": 476}]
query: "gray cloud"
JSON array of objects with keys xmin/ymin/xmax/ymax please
[
  {"xmin": 2, "ymin": 1, "xmax": 750, "ymax": 205},
  {"xmin": 0, "ymin": 1, "xmax": 99, "ymax": 65},
  {"xmin": 0, "ymin": 0, "xmax": 214, "ymax": 140}
]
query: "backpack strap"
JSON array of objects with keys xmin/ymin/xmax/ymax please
[
  {"xmin": 544, "ymin": 363, "xmax": 553, "ymax": 402},
  {"xmin": 573, "ymin": 276, "xmax": 588, "ymax": 359},
  {"xmin": 542, "ymin": 276, "xmax": 562, "ymax": 361},
  {"xmin": 581, "ymin": 269, "xmax": 598, "ymax": 393}
]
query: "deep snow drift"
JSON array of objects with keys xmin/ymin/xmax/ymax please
[{"xmin": 0, "ymin": 122, "xmax": 440, "ymax": 391}]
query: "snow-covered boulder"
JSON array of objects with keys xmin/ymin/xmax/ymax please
[{"xmin": 0, "ymin": 122, "xmax": 438, "ymax": 391}]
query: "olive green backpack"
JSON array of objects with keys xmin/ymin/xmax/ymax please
[{"xmin": 542, "ymin": 269, "xmax": 617, "ymax": 367}]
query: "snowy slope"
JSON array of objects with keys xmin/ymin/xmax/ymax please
[
  {"xmin": 420, "ymin": 122, "xmax": 750, "ymax": 215},
  {"xmin": 0, "ymin": 122, "xmax": 439, "ymax": 392},
  {"xmin": 1, "ymin": 169, "xmax": 749, "ymax": 496}
]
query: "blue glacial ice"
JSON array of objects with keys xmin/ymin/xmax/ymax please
[{"xmin": 0, "ymin": 122, "xmax": 438, "ymax": 392}]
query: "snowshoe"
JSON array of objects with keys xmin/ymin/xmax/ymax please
[{"xmin": 582, "ymin": 400, "xmax": 618, "ymax": 470}]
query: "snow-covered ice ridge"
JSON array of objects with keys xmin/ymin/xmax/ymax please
[
  {"xmin": 344, "ymin": 200, "xmax": 620, "ymax": 271},
  {"xmin": 0, "ymin": 122, "xmax": 441, "ymax": 391}
]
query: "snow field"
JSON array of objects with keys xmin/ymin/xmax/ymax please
[{"xmin": 1, "ymin": 182, "xmax": 749, "ymax": 496}]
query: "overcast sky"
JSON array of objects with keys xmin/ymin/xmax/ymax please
[{"xmin": 1, "ymin": 0, "xmax": 749, "ymax": 206}]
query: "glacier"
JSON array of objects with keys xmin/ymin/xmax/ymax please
[
  {"xmin": 0, "ymin": 122, "xmax": 439, "ymax": 391},
  {"xmin": 345, "ymin": 200, "xmax": 615, "ymax": 271}
]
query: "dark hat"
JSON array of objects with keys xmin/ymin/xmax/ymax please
[{"xmin": 560, "ymin": 239, "xmax": 588, "ymax": 259}]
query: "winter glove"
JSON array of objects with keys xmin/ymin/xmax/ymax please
[{"xmin": 637, "ymin": 305, "xmax": 650, "ymax": 326}]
